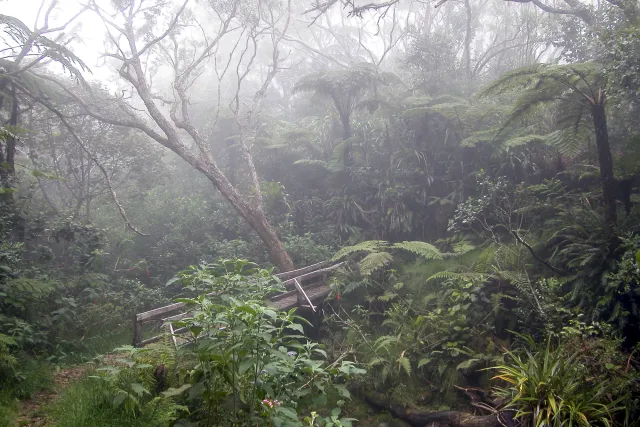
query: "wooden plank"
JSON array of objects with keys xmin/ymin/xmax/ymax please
[
  {"xmin": 163, "ymin": 311, "xmax": 192, "ymax": 322},
  {"xmin": 137, "ymin": 262, "xmax": 343, "ymax": 322},
  {"xmin": 137, "ymin": 301, "xmax": 188, "ymax": 322},
  {"xmin": 274, "ymin": 261, "xmax": 328, "ymax": 280},
  {"xmin": 280, "ymin": 262, "xmax": 344, "ymax": 289},
  {"xmin": 272, "ymin": 284, "xmax": 331, "ymax": 310},
  {"xmin": 136, "ymin": 261, "xmax": 342, "ymax": 347},
  {"xmin": 137, "ymin": 290, "xmax": 219, "ymax": 322}
]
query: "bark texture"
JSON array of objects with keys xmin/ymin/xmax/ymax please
[{"xmin": 591, "ymin": 92, "xmax": 617, "ymax": 228}]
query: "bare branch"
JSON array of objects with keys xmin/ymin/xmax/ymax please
[{"xmin": 20, "ymin": 89, "xmax": 149, "ymax": 236}]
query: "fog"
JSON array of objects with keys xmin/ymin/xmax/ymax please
[{"xmin": 2, "ymin": 0, "xmax": 640, "ymax": 425}]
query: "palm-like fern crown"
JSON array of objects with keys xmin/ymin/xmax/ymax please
[
  {"xmin": 1, "ymin": 14, "xmax": 90, "ymax": 109},
  {"xmin": 293, "ymin": 63, "xmax": 395, "ymax": 118},
  {"xmin": 475, "ymin": 62, "xmax": 606, "ymax": 157}
]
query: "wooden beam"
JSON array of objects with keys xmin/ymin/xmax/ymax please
[
  {"xmin": 275, "ymin": 261, "xmax": 329, "ymax": 280},
  {"xmin": 280, "ymin": 262, "xmax": 344, "ymax": 289},
  {"xmin": 137, "ymin": 262, "xmax": 343, "ymax": 322},
  {"xmin": 137, "ymin": 291, "xmax": 219, "ymax": 322},
  {"xmin": 135, "ymin": 261, "xmax": 343, "ymax": 347}
]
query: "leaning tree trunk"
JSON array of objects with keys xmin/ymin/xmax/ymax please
[
  {"xmin": 591, "ymin": 92, "xmax": 617, "ymax": 228},
  {"xmin": 199, "ymin": 164, "xmax": 295, "ymax": 272}
]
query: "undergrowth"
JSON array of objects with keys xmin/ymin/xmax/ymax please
[{"xmin": 49, "ymin": 378, "xmax": 181, "ymax": 427}]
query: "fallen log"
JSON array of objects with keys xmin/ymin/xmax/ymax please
[{"xmin": 359, "ymin": 389, "xmax": 512, "ymax": 427}]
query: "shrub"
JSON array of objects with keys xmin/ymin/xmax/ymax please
[
  {"xmin": 492, "ymin": 332, "xmax": 634, "ymax": 427},
  {"xmin": 160, "ymin": 260, "xmax": 365, "ymax": 425}
]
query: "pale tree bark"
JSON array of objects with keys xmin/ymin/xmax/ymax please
[{"xmin": 69, "ymin": 0, "xmax": 296, "ymax": 271}]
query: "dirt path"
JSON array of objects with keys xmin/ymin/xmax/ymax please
[{"xmin": 16, "ymin": 365, "xmax": 89, "ymax": 427}]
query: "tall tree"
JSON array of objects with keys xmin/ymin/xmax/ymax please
[
  {"xmin": 52, "ymin": 0, "xmax": 297, "ymax": 271},
  {"xmin": 1, "ymin": 6, "xmax": 89, "ymax": 203}
]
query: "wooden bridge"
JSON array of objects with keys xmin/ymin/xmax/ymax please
[{"xmin": 133, "ymin": 261, "xmax": 343, "ymax": 347}]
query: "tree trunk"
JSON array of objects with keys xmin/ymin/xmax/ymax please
[
  {"xmin": 6, "ymin": 85, "xmax": 17, "ymax": 175},
  {"xmin": 360, "ymin": 389, "xmax": 508, "ymax": 427},
  {"xmin": 463, "ymin": 0, "xmax": 473, "ymax": 89},
  {"xmin": 199, "ymin": 165, "xmax": 295, "ymax": 272},
  {"xmin": 591, "ymin": 95, "xmax": 617, "ymax": 227},
  {"xmin": 0, "ymin": 85, "xmax": 18, "ymax": 204},
  {"xmin": 342, "ymin": 115, "xmax": 351, "ymax": 140}
]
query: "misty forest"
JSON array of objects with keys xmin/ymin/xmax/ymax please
[{"xmin": 3, "ymin": 0, "xmax": 640, "ymax": 425}]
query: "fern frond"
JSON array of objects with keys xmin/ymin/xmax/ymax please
[
  {"xmin": 331, "ymin": 240, "xmax": 389, "ymax": 262},
  {"xmin": 397, "ymin": 355, "xmax": 411, "ymax": 376},
  {"xmin": 373, "ymin": 335, "xmax": 399, "ymax": 352},
  {"xmin": 502, "ymin": 134, "xmax": 548, "ymax": 148},
  {"xmin": 392, "ymin": 241, "xmax": 443, "ymax": 260},
  {"xmin": 427, "ymin": 270, "xmax": 487, "ymax": 282},
  {"xmin": 292, "ymin": 159, "xmax": 331, "ymax": 170},
  {"xmin": 359, "ymin": 252, "xmax": 393, "ymax": 276},
  {"xmin": 545, "ymin": 127, "xmax": 590, "ymax": 157}
]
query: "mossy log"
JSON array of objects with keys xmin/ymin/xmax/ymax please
[{"xmin": 360, "ymin": 389, "xmax": 511, "ymax": 427}]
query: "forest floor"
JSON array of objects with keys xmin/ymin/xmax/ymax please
[{"xmin": 15, "ymin": 364, "xmax": 89, "ymax": 427}]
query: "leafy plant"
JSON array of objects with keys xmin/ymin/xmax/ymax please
[
  {"xmin": 161, "ymin": 260, "xmax": 365, "ymax": 425},
  {"xmin": 492, "ymin": 333, "xmax": 629, "ymax": 427}
]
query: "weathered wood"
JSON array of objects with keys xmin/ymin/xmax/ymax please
[
  {"xmin": 168, "ymin": 322, "xmax": 178, "ymax": 349},
  {"xmin": 280, "ymin": 262, "xmax": 344, "ymax": 289},
  {"xmin": 294, "ymin": 278, "xmax": 316, "ymax": 312},
  {"xmin": 133, "ymin": 314, "xmax": 142, "ymax": 347},
  {"xmin": 137, "ymin": 301, "xmax": 193, "ymax": 322},
  {"xmin": 271, "ymin": 283, "xmax": 331, "ymax": 310},
  {"xmin": 135, "ymin": 261, "xmax": 343, "ymax": 347},
  {"xmin": 137, "ymin": 291, "xmax": 219, "ymax": 322},
  {"xmin": 275, "ymin": 261, "xmax": 329, "ymax": 280},
  {"xmin": 360, "ymin": 389, "xmax": 510, "ymax": 427},
  {"xmin": 137, "ymin": 263, "xmax": 342, "ymax": 322}
]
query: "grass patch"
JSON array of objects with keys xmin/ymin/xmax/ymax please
[
  {"xmin": 0, "ymin": 391, "xmax": 18, "ymax": 427},
  {"xmin": 11, "ymin": 356, "xmax": 54, "ymax": 399},
  {"xmin": 49, "ymin": 378, "xmax": 181, "ymax": 427}
]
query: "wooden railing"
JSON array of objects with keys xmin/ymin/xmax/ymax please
[{"xmin": 133, "ymin": 261, "xmax": 343, "ymax": 347}]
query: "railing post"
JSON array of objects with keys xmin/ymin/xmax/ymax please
[
  {"xmin": 133, "ymin": 314, "xmax": 142, "ymax": 348},
  {"xmin": 295, "ymin": 278, "xmax": 304, "ymax": 306}
]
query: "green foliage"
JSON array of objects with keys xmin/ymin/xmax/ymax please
[
  {"xmin": 492, "ymin": 332, "xmax": 634, "ymax": 427},
  {"xmin": 0, "ymin": 391, "xmax": 17, "ymax": 427},
  {"xmin": 358, "ymin": 252, "xmax": 393, "ymax": 276},
  {"xmin": 331, "ymin": 240, "xmax": 444, "ymax": 277},
  {"xmin": 331, "ymin": 240, "xmax": 388, "ymax": 262},
  {"xmin": 158, "ymin": 260, "xmax": 365, "ymax": 425},
  {"xmin": 391, "ymin": 241, "xmax": 444, "ymax": 260},
  {"xmin": 51, "ymin": 377, "xmax": 183, "ymax": 427}
]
